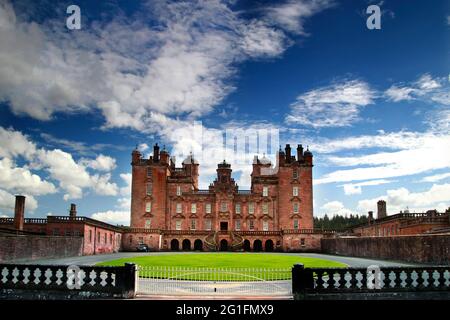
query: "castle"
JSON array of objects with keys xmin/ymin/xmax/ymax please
[{"xmin": 126, "ymin": 143, "xmax": 322, "ymax": 252}]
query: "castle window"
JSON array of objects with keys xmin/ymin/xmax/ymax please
[
  {"xmin": 145, "ymin": 219, "xmax": 151, "ymax": 229},
  {"xmin": 235, "ymin": 220, "xmax": 241, "ymax": 231},
  {"xmin": 293, "ymin": 219, "xmax": 299, "ymax": 230},
  {"xmin": 89, "ymin": 230, "xmax": 92, "ymax": 243},
  {"xmin": 110, "ymin": 234, "xmax": 113, "ymax": 244},
  {"xmin": 262, "ymin": 203, "xmax": 269, "ymax": 215},
  {"xmin": 220, "ymin": 202, "xmax": 227, "ymax": 212},
  {"xmin": 129, "ymin": 235, "xmax": 132, "ymax": 244},
  {"xmin": 249, "ymin": 219, "xmax": 255, "ymax": 230},
  {"xmin": 301, "ymin": 238, "xmax": 305, "ymax": 246},
  {"xmin": 146, "ymin": 183, "xmax": 152, "ymax": 195},
  {"xmin": 293, "ymin": 170, "xmax": 298, "ymax": 179},
  {"xmin": 205, "ymin": 219, "xmax": 212, "ymax": 230},
  {"xmin": 235, "ymin": 203, "xmax": 241, "ymax": 214},
  {"xmin": 205, "ymin": 203, "xmax": 211, "ymax": 214},
  {"xmin": 176, "ymin": 203, "xmax": 182, "ymax": 214},
  {"xmin": 74, "ymin": 230, "xmax": 81, "ymax": 237},
  {"xmin": 190, "ymin": 220, "xmax": 197, "ymax": 230},
  {"xmin": 145, "ymin": 202, "xmax": 152, "ymax": 213},
  {"xmin": 97, "ymin": 231, "xmax": 101, "ymax": 243},
  {"xmin": 175, "ymin": 220, "xmax": 182, "ymax": 230},
  {"xmin": 263, "ymin": 221, "xmax": 269, "ymax": 231},
  {"xmin": 104, "ymin": 233, "xmax": 107, "ymax": 244},
  {"xmin": 53, "ymin": 228, "xmax": 59, "ymax": 236},
  {"xmin": 147, "ymin": 167, "xmax": 152, "ymax": 177},
  {"xmin": 65, "ymin": 230, "xmax": 71, "ymax": 236},
  {"xmin": 138, "ymin": 237, "xmax": 144, "ymax": 244},
  {"xmin": 176, "ymin": 185, "xmax": 181, "ymax": 196},
  {"xmin": 293, "ymin": 202, "xmax": 299, "ymax": 214},
  {"xmin": 293, "ymin": 186, "xmax": 299, "ymax": 197},
  {"xmin": 262, "ymin": 186, "xmax": 268, "ymax": 197},
  {"xmin": 248, "ymin": 202, "xmax": 255, "ymax": 214},
  {"xmin": 191, "ymin": 203, "xmax": 197, "ymax": 214}
]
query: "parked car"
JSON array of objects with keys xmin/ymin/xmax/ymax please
[{"xmin": 136, "ymin": 243, "xmax": 150, "ymax": 252}]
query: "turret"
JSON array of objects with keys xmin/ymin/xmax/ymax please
[
  {"xmin": 217, "ymin": 160, "xmax": 232, "ymax": 183},
  {"xmin": 69, "ymin": 203, "xmax": 77, "ymax": 218},
  {"xmin": 131, "ymin": 147, "xmax": 141, "ymax": 165},
  {"xmin": 304, "ymin": 146, "xmax": 313, "ymax": 166},
  {"xmin": 160, "ymin": 145, "xmax": 169, "ymax": 165},
  {"xmin": 153, "ymin": 143, "xmax": 160, "ymax": 162}
]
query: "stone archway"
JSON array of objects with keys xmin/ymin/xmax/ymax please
[
  {"xmin": 194, "ymin": 239, "xmax": 203, "ymax": 251},
  {"xmin": 243, "ymin": 239, "xmax": 251, "ymax": 251},
  {"xmin": 265, "ymin": 239, "xmax": 274, "ymax": 252},
  {"xmin": 220, "ymin": 239, "xmax": 228, "ymax": 251},
  {"xmin": 170, "ymin": 239, "xmax": 179, "ymax": 251},
  {"xmin": 253, "ymin": 239, "xmax": 262, "ymax": 252},
  {"xmin": 182, "ymin": 239, "xmax": 191, "ymax": 251}
]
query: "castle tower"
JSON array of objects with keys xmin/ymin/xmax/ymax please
[{"xmin": 130, "ymin": 143, "xmax": 169, "ymax": 228}]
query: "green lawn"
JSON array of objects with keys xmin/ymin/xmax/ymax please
[{"xmin": 96, "ymin": 253, "xmax": 346, "ymax": 281}]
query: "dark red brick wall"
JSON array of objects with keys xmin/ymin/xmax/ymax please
[
  {"xmin": 321, "ymin": 235, "xmax": 450, "ymax": 264},
  {"xmin": 0, "ymin": 235, "xmax": 83, "ymax": 263}
]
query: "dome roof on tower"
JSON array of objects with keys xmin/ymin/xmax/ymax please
[{"xmin": 182, "ymin": 153, "xmax": 199, "ymax": 164}]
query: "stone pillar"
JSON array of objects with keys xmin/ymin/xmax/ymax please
[{"xmin": 13, "ymin": 195, "xmax": 25, "ymax": 231}]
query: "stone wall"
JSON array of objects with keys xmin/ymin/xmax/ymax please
[
  {"xmin": 321, "ymin": 234, "xmax": 450, "ymax": 265},
  {"xmin": 0, "ymin": 235, "xmax": 83, "ymax": 263}
]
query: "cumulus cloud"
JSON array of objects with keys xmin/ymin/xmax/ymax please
[
  {"xmin": 319, "ymin": 201, "xmax": 357, "ymax": 217},
  {"xmin": 285, "ymin": 80, "xmax": 376, "ymax": 128},
  {"xmin": 0, "ymin": 157, "xmax": 57, "ymax": 195},
  {"xmin": 0, "ymin": 0, "xmax": 332, "ymax": 132},
  {"xmin": 0, "ymin": 189, "xmax": 38, "ymax": 214},
  {"xmin": 81, "ymin": 154, "xmax": 117, "ymax": 172},
  {"xmin": 91, "ymin": 210, "xmax": 130, "ymax": 226},
  {"xmin": 357, "ymin": 183, "xmax": 450, "ymax": 214},
  {"xmin": 0, "ymin": 127, "xmax": 119, "ymax": 203}
]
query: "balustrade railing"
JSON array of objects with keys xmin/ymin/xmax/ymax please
[{"xmin": 292, "ymin": 264, "xmax": 450, "ymax": 297}]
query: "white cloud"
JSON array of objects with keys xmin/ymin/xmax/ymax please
[
  {"xmin": 81, "ymin": 154, "xmax": 117, "ymax": 172},
  {"xmin": 91, "ymin": 210, "xmax": 130, "ymax": 226},
  {"xmin": 0, "ymin": 157, "xmax": 57, "ymax": 196},
  {"xmin": 0, "ymin": 0, "xmax": 318, "ymax": 132},
  {"xmin": 285, "ymin": 80, "xmax": 375, "ymax": 127},
  {"xmin": 0, "ymin": 127, "xmax": 36, "ymax": 159},
  {"xmin": 421, "ymin": 172, "xmax": 450, "ymax": 183},
  {"xmin": 0, "ymin": 127, "xmax": 120, "ymax": 201},
  {"xmin": 385, "ymin": 74, "xmax": 449, "ymax": 105},
  {"xmin": 266, "ymin": 0, "xmax": 335, "ymax": 35},
  {"xmin": 319, "ymin": 201, "xmax": 357, "ymax": 217},
  {"xmin": 342, "ymin": 179, "xmax": 393, "ymax": 195},
  {"xmin": 316, "ymin": 132, "xmax": 450, "ymax": 184},
  {"xmin": 0, "ymin": 189, "xmax": 38, "ymax": 214},
  {"xmin": 357, "ymin": 183, "xmax": 450, "ymax": 214}
]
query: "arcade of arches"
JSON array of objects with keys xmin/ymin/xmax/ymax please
[{"xmin": 169, "ymin": 238, "xmax": 276, "ymax": 251}]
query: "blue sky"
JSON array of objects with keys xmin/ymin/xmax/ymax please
[{"xmin": 0, "ymin": 0, "xmax": 449, "ymax": 225}]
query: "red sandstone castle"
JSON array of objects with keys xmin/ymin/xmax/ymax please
[{"xmin": 126, "ymin": 143, "xmax": 321, "ymax": 252}]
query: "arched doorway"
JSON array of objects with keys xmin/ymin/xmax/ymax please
[
  {"xmin": 243, "ymin": 239, "xmax": 251, "ymax": 251},
  {"xmin": 265, "ymin": 239, "xmax": 274, "ymax": 252},
  {"xmin": 220, "ymin": 239, "xmax": 228, "ymax": 251},
  {"xmin": 182, "ymin": 239, "xmax": 191, "ymax": 250},
  {"xmin": 170, "ymin": 239, "xmax": 179, "ymax": 251},
  {"xmin": 194, "ymin": 239, "xmax": 203, "ymax": 251},
  {"xmin": 253, "ymin": 239, "xmax": 262, "ymax": 252}
]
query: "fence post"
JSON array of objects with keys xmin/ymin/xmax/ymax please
[
  {"xmin": 292, "ymin": 263, "xmax": 314, "ymax": 300},
  {"xmin": 120, "ymin": 263, "xmax": 137, "ymax": 299}
]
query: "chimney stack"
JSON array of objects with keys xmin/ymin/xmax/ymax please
[
  {"xmin": 153, "ymin": 143, "xmax": 160, "ymax": 162},
  {"xmin": 285, "ymin": 144, "xmax": 291, "ymax": 163},
  {"xmin": 69, "ymin": 203, "xmax": 77, "ymax": 218},
  {"xmin": 368, "ymin": 211, "xmax": 373, "ymax": 225},
  {"xmin": 297, "ymin": 144, "xmax": 304, "ymax": 162},
  {"xmin": 13, "ymin": 195, "xmax": 25, "ymax": 231},
  {"xmin": 377, "ymin": 200, "xmax": 387, "ymax": 219}
]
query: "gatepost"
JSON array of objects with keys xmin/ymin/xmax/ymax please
[{"xmin": 292, "ymin": 263, "xmax": 314, "ymax": 300}]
